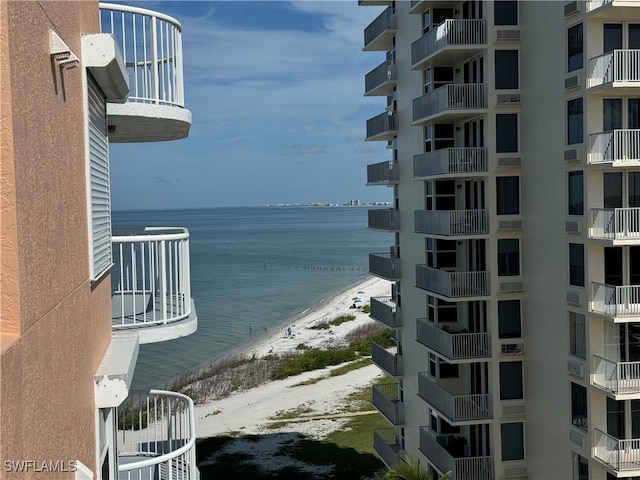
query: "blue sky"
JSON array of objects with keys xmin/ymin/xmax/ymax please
[{"xmin": 108, "ymin": 1, "xmax": 389, "ymax": 210}]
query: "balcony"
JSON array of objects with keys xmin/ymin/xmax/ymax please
[
  {"xmin": 413, "ymin": 148, "xmax": 488, "ymax": 179},
  {"xmin": 411, "ymin": 19, "xmax": 487, "ymax": 70},
  {"xmin": 587, "ymin": 129, "xmax": 640, "ymax": 166},
  {"xmin": 594, "ymin": 428, "xmax": 640, "ymax": 476},
  {"xmin": 111, "ymin": 227, "xmax": 197, "ymax": 344},
  {"xmin": 365, "ymin": 60, "xmax": 397, "ymax": 96},
  {"xmin": 588, "ymin": 50, "xmax": 640, "ymax": 94},
  {"xmin": 590, "ymin": 207, "xmax": 640, "ymax": 243},
  {"xmin": 586, "ymin": 0, "xmax": 640, "ymax": 18},
  {"xmin": 593, "ymin": 355, "xmax": 640, "ymax": 398},
  {"xmin": 372, "ymin": 383, "xmax": 404, "ymax": 425},
  {"xmin": 117, "ymin": 390, "xmax": 198, "ymax": 480},
  {"xmin": 369, "ymin": 251, "xmax": 401, "ymax": 281},
  {"xmin": 418, "ymin": 373, "xmax": 492, "ymax": 423},
  {"xmin": 359, "ymin": 0, "xmax": 393, "ymax": 5},
  {"xmin": 100, "ymin": 3, "xmax": 192, "ymax": 142},
  {"xmin": 367, "ymin": 161, "xmax": 399, "ymax": 185},
  {"xmin": 409, "ymin": 1, "xmax": 459, "ymax": 15},
  {"xmin": 416, "ymin": 265, "xmax": 490, "ymax": 300},
  {"xmin": 419, "ymin": 427, "xmax": 493, "ymax": 480},
  {"xmin": 591, "ymin": 282, "xmax": 640, "ymax": 321},
  {"xmin": 363, "ymin": 6, "xmax": 396, "ymax": 51},
  {"xmin": 371, "ymin": 342, "xmax": 403, "ymax": 377},
  {"xmin": 370, "ymin": 296, "xmax": 402, "ymax": 329},
  {"xmin": 414, "ymin": 209, "xmax": 489, "ymax": 238},
  {"xmin": 413, "ymin": 84, "xmax": 487, "ymax": 125},
  {"xmin": 369, "ymin": 208, "xmax": 400, "ymax": 232},
  {"xmin": 416, "ymin": 318, "xmax": 490, "ymax": 361},
  {"xmin": 366, "ymin": 112, "xmax": 397, "ymax": 141},
  {"xmin": 373, "ymin": 428, "xmax": 402, "ymax": 469}
]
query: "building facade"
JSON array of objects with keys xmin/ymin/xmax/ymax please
[
  {"xmin": 363, "ymin": 1, "xmax": 640, "ymax": 479},
  {"xmin": 1, "ymin": 2, "xmax": 197, "ymax": 478}
]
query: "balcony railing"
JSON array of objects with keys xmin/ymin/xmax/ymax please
[
  {"xmin": 369, "ymin": 251, "xmax": 401, "ymax": 280},
  {"xmin": 413, "ymin": 84, "xmax": 487, "ymax": 124},
  {"xmin": 368, "ymin": 161, "xmax": 399, "ymax": 185},
  {"xmin": 587, "ymin": 130, "xmax": 640, "ymax": 165},
  {"xmin": 411, "ymin": 19, "xmax": 487, "ymax": 68},
  {"xmin": 588, "ymin": 50, "xmax": 640, "ymax": 89},
  {"xmin": 371, "ymin": 342, "xmax": 403, "ymax": 376},
  {"xmin": 112, "ymin": 227, "xmax": 193, "ymax": 332},
  {"xmin": 416, "ymin": 318, "xmax": 490, "ymax": 360},
  {"xmin": 373, "ymin": 428, "xmax": 402, "ymax": 468},
  {"xmin": 100, "ymin": 3, "xmax": 184, "ymax": 108},
  {"xmin": 366, "ymin": 112, "xmax": 397, "ymax": 141},
  {"xmin": 586, "ymin": 0, "xmax": 612, "ymax": 11},
  {"xmin": 117, "ymin": 390, "xmax": 197, "ymax": 480},
  {"xmin": 418, "ymin": 373, "xmax": 492, "ymax": 423},
  {"xmin": 365, "ymin": 60, "xmax": 397, "ymax": 96},
  {"xmin": 419, "ymin": 427, "xmax": 493, "ymax": 480},
  {"xmin": 591, "ymin": 207, "xmax": 640, "ymax": 240},
  {"xmin": 415, "ymin": 209, "xmax": 488, "ymax": 237},
  {"xmin": 369, "ymin": 209, "xmax": 400, "ymax": 231},
  {"xmin": 593, "ymin": 355, "xmax": 640, "ymax": 396},
  {"xmin": 364, "ymin": 6, "xmax": 396, "ymax": 50},
  {"xmin": 371, "ymin": 296, "xmax": 401, "ymax": 328},
  {"xmin": 416, "ymin": 265, "xmax": 489, "ymax": 298},
  {"xmin": 594, "ymin": 428, "xmax": 640, "ymax": 473},
  {"xmin": 372, "ymin": 383, "xmax": 404, "ymax": 425},
  {"xmin": 413, "ymin": 148, "xmax": 488, "ymax": 179},
  {"xmin": 591, "ymin": 282, "xmax": 640, "ymax": 319}
]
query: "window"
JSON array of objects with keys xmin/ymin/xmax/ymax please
[
  {"xmin": 423, "ymin": 68, "xmax": 432, "ymax": 94},
  {"xmin": 497, "ymin": 176, "xmax": 520, "ymax": 215},
  {"xmin": 571, "ymin": 382, "xmax": 587, "ymax": 432},
  {"xmin": 568, "ymin": 171, "xmax": 584, "ymax": 215},
  {"xmin": 424, "ymin": 124, "xmax": 432, "ymax": 152},
  {"xmin": 495, "ymin": 50, "xmax": 519, "ymax": 89},
  {"xmin": 604, "ymin": 23, "xmax": 622, "ymax": 53},
  {"xmin": 573, "ymin": 453, "xmax": 588, "ymax": 480},
  {"xmin": 499, "ymin": 300, "xmax": 521, "ymax": 338},
  {"xmin": 494, "ymin": 1, "xmax": 517, "ymax": 25},
  {"xmin": 567, "ymin": 23, "xmax": 583, "ymax": 72},
  {"xmin": 569, "ymin": 312, "xmax": 586, "ymax": 360},
  {"xmin": 496, "ymin": 114, "xmax": 518, "ymax": 153},
  {"xmin": 569, "ymin": 243, "xmax": 585, "ymax": 287},
  {"xmin": 498, "ymin": 239, "xmax": 520, "ymax": 276},
  {"xmin": 568, "ymin": 98, "xmax": 583, "ymax": 145},
  {"xmin": 500, "ymin": 361, "xmax": 523, "ymax": 400},
  {"xmin": 501, "ymin": 422, "xmax": 525, "ymax": 461}
]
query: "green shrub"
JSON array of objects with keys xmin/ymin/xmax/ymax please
[
  {"xmin": 329, "ymin": 315, "xmax": 356, "ymax": 326},
  {"xmin": 118, "ymin": 411, "xmax": 148, "ymax": 431},
  {"xmin": 349, "ymin": 328, "xmax": 393, "ymax": 356},
  {"xmin": 362, "ymin": 304, "xmax": 371, "ymax": 314},
  {"xmin": 271, "ymin": 348, "xmax": 358, "ymax": 380}
]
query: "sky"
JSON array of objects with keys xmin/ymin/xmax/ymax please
[{"xmin": 108, "ymin": 1, "xmax": 390, "ymax": 210}]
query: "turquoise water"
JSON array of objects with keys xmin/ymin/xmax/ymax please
[{"xmin": 112, "ymin": 206, "xmax": 389, "ymax": 391}]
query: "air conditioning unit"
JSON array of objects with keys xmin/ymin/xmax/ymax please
[
  {"xmin": 569, "ymin": 429, "xmax": 584, "ymax": 448},
  {"xmin": 564, "ymin": 1, "xmax": 579, "ymax": 16},
  {"xmin": 501, "ymin": 343, "xmax": 524, "ymax": 354},
  {"xmin": 496, "ymin": 29, "xmax": 521, "ymax": 42},
  {"xmin": 498, "ymin": 220, "xmax": 522, "ymax": 230},
  {"xmin": 568, "ymin": 360, "xmax": 584, "ymax": 378},
  {"xmin": 503, "ymin": 465, "xmax": 528, "ymax": 479},
  {"xmin": 565, "ymin": 220, "xmax": 582, "ymax": 234},
  {"xmin": 502, "ymin": 404, "xmax": 526, "ymax": 417},
  {"xmin": 565, "ymin": 74, "xmax": 581, "ymax": 90},
  {"xmin": 566, "ymin": 291, "xmax": 583, "ymax": 306},
  {"xmin": 497, "ymin": 94, "xmax": 521, "ymax": 105},
  {"xmin": 500, "ymin": 281, "xmax": 523, "ymax": 293},
  {"xmin": 564, "ymin": 148, "xmax": 582, "ymax": 162},
  {"xmin": 497, "ymin": 157, "xmax": 521, "ymax": 168}
]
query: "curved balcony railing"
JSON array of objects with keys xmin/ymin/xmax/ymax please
[
  {"xmin": 111, "ymin": 227, "xmax": 192, "ymax": 331},
  {"xmin": 100, "ymin": 3, "xmax": 184, "ymax": 108},
  {"xmin": 118, "ymin": 390, "xmax": 197, "ymax": 480}
]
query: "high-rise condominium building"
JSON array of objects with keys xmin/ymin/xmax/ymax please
[
  {"xmin": 362, "ymin": 1, "xmax": 639, "ymax": 479},
  {"xmin": 1, "ymin": 2, "xmax": 198, "ymax": 478}
]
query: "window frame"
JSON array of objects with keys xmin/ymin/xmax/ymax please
[
  {"xmin": 569, "ymin": 243, "xmax": 585, "ymax": 287},
  {"xmin": 567, "ymin": 23, "xmax": 583, "ymax": 73},
  {"xmin": 495, "ymin": 50, "xmax": 519, "ymax": 90},
  {"xmin": 568, "ymin": 171, "xmax": 584, "ymax": 216},
  {"xmin": 501, "ymin": 422, "xmax": 525, "ymax": 461},
  {"xmin": 496, "ymin": 113, "xmax": 519, "ymax": 153},
  {"xmin": 496, "ymin": 176, "xmax": 520, "ymax": 215},
  {"xmin": 571, "ymin": 382, "xmax": 588, "ymax": 432},
  {"xmin": 569, "ymin": 311, "xmax": 586, "ymax": 360},
  {"xmin": 567, "ymin": 97, "xmax": 584, "ymax": 145}
]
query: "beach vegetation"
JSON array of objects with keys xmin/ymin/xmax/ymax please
[
  {"xmin": 362, "ymin": 304, "xmax": 371, "ymax": 314},
  {"xmin": 375, "ymin": 455, "xmax": 451, "ymax": 480},
  {"xmin": 348, "ymin": 327, "xmax": 394, "ymax": 356},
  {"xmin": 270, "ymin": 403, "xmax": 315, "ymax": 421},
  {"xmin": 271, "ymin": 348, "xmax": 358, "ymax": 380},
  {"xmin": 329, "ymin": 314, "xmax": 356, "ymax": 326},
  {"xmin": 295, "ymin": 343, "xmax": 311, "ymax": 350},
  {"xmin": 118, "ymin": 411, "xmax": 148, "ymax": 431}
]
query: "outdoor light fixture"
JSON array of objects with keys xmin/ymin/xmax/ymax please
[{"xmin": 50, "ymin": 30, "xmax": 79, "ymax": 69}]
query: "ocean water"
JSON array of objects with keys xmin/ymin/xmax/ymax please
[{"xmin": 112, "ymin": 206, "xmax": 390, "ymax": 391}]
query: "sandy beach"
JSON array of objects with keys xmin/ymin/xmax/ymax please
[{"xmin": 194, "ymin": 274, "xmax": 392, "ymax": 439}]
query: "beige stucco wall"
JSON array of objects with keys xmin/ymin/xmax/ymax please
[{"xmin": 1, "ymin": 1, "xmax": 113, "ymax": 476}]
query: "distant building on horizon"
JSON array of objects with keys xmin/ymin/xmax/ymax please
[{"xmin": 362, "ymin": 1, "xmax": 640, "ymax": 479}]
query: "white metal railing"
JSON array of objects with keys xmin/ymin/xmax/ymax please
[
  {"xmin": 418, "ymin": 373, "xmax": 492, "ymax": 422},
  {"xmin": 588, "ymin": 130, "xmax": 640, "ymax": 165},
  {"xmin": 591, "ymin": 207, "xmax": 640, "ymax": 239},
  {"xmin": 411, "ymin": 19, "xmax": 487, "ymax": 66},
  {"xmin": 100, "ymin": 3, "xmax": 185, "ymax": 107},
  {"xmin": 371, "ymin": 342, "xmax": 403, "ymax": 376},
  {"xmin": 414, "ymin": 209, "xmax": 488, "ymax": 236},
  {"xmin": 112, "ymin": 227, "xmax": 191, "ymax": 329},
  {"xmin": 593, "ymin": 355, "xmax": 640, "ymax": 395},
  {"xmin": 372, "ymin": 383, "xmax": 404, "ymax": 425},
  {"xmin": 413, "ymin": 84, "xmax": 487, "ymax": 123},
  {"xmin": 369, "ymin": 208, "xmax": 400, "ymax": 231},
  {"xmin": 373, "ymin": 428, "xmax": 402, "ymax": 469},
  {"xmin": 413, "ymin": 148, "xmax": 488, "ymax": 178},
  {"xmin": 586, "ymin": 0, "xmax": 612, "ymax": 12},
  {"xmin": 364, "ymin": 6, "xmax": 395, "ymax": 47},
  {"xmin": 368, "ymin": 161, "xmax": 399, "ymax": 184},
  {"xmin": 416, "ymin": 318, "xmax": 490, "ymax": 360},
  {"xmin": 416, "ymin": 265, "xmax": 489, "ymax": 298},
  {"xmin": 365, "ymin": 60, "xmax": 397, "ymax": 94},
  {"xmin": 371, "ymin": 296, "xmax": 401, "ymax": 328},
  {"xmin": 594, "ymin": 428, "xmax": 640, "ymax": 472},
  {"xmin": 369, "ymin": 251, "xmax": 401, "ymax": 280},
  {"xmin": 367, "ymin": 112, "xmax": 397, "ymax": 139},
  {"xmin": 591, "ymin": 282, "xmax": 640, "ymax": 318},
  {"xmin": 118, "ymin": 390, "xmax": 197, "ymax": 480},
  {"xmin": 588, "ymin": 50, "xmax": 640, "ymax": 88}
]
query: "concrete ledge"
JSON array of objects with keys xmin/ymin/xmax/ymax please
[{"xmin": 94, "ymin": 334, "xmax": 139, "ymax": 408}]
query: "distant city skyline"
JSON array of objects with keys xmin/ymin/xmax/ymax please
[{"xmin": 108, "ymin": 1, "xmax": 390, "ymax": 210}]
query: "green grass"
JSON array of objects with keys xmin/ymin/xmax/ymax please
[
  {"xmin": 362, "ymin": 304, "xmax": 371, "ymax": 314},
  {"xmin": 329, "ymin": 315, "xmax": 356, "ymax": 326},
  {"xmin": 328, "ymin": 357, "xmax": 372, "ymax": 377},
  {"xmin": 269, "ymin": 403, "xmax": 315, "ymax": 421}
]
